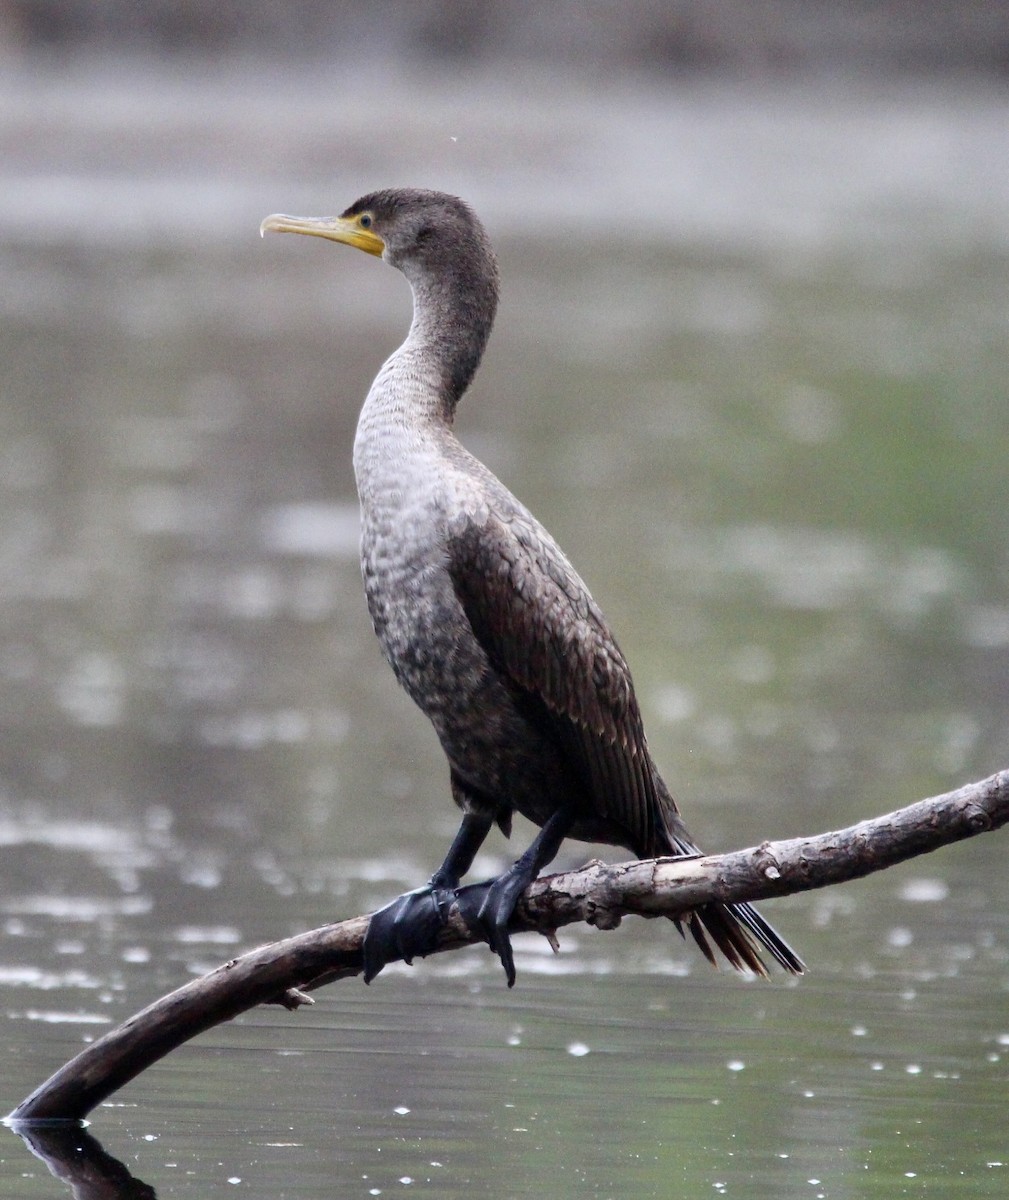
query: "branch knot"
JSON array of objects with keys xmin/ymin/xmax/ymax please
[{"xmin": 964, "ymin": 803, "xmax": 991, "ymax": 832}]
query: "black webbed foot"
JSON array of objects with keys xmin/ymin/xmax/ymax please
[
  {"xmin": 456, "ymin": 809, "xmax": 574, "ymax": 987},
  {"xmin": 459, "ymin": 866, "xmax": 537, "ymax": 988},
  {"xmin": 364, "ymin": 811, "xmax": 572, "ymax": 987},
  {"xmin": 362, "ymin": 883, "xmax": 457, "ymax": 983}
]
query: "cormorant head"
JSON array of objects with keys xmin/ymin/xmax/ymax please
[{"xmin": 260, "ymin": 188, "xmax": 496, "ymax": 285}]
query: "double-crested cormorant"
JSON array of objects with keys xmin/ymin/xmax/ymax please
[{"xmin": 261, "ymin": 189, "xmax": 804, "ymax": 986}]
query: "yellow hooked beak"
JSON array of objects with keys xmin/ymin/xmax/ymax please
[{"xmin": 259, "ymin": 212, "xmax": 385, "ymax": 257}]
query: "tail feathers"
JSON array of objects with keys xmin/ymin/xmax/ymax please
[
  {"xmin": 674, "ymin": 900, "xmax": 804, "ymax": 977},
  {"xmin": 659, "ymin": 823, "xmax": 804, "ymax": 976}
]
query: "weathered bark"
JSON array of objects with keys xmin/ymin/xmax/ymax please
[{"xmin": 7, "ymin": 768, "xmax": 1007, "ymax": 1125}]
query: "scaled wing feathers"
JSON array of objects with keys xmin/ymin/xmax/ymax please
[{"xmin": 446, "ymin": 509, "xmax": 658, "ymax": 853}]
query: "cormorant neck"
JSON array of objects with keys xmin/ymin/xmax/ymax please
[{"xmin": 399, "ymin": 252, "xmax": 499, "ymax": 424}]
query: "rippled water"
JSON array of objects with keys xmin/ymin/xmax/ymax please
[{"xmin": 1, "ymin": 56, "xmax": 1008, "ymax": 1198}]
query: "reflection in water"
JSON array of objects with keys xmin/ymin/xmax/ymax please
[{"xmin": 9, "ymin": 1125, "xmax": 155, "ymax": 1200}]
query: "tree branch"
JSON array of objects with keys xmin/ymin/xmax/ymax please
[{"xmin": 7, "ymin": 768, "xmax": 1007, "ymax": 1125}]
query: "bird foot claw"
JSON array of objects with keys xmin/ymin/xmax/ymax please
[
  {"xmin": 362, "ymin": 884, "xmax": 457, "ymax": 983},
  {"xmin": 364, "ymin": 866, "xmax": 535, "ymax": 988},
  {"xmin": 456, "ymin": 871, "xmax": 532, "ymax": 988}
]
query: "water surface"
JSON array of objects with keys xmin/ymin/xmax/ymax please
[{"xmin": 1, "ymin": 58, "xmax": 1008, "ymax": 1198}]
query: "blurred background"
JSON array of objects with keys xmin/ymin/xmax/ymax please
[{"xmin": 1, "ymin": 4, "xmax": 1008, "ymax": 1198}]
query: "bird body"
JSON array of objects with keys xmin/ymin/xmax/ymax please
[{"xmin": 261, "ymin": 190, "xmax": 803, "ymax": 984}]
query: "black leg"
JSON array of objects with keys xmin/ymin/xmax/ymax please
[
  {"xmin": 362, "ymin": 810, "xmax": 493, "ymax": 983},
  {"xmin": 473, "ymin": 808, "xmax": 574, "ymax": 987}
]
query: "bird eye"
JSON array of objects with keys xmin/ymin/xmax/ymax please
[{"xmin": 359, "ymin": 214, "xmax": 373, "ymax": 229}]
